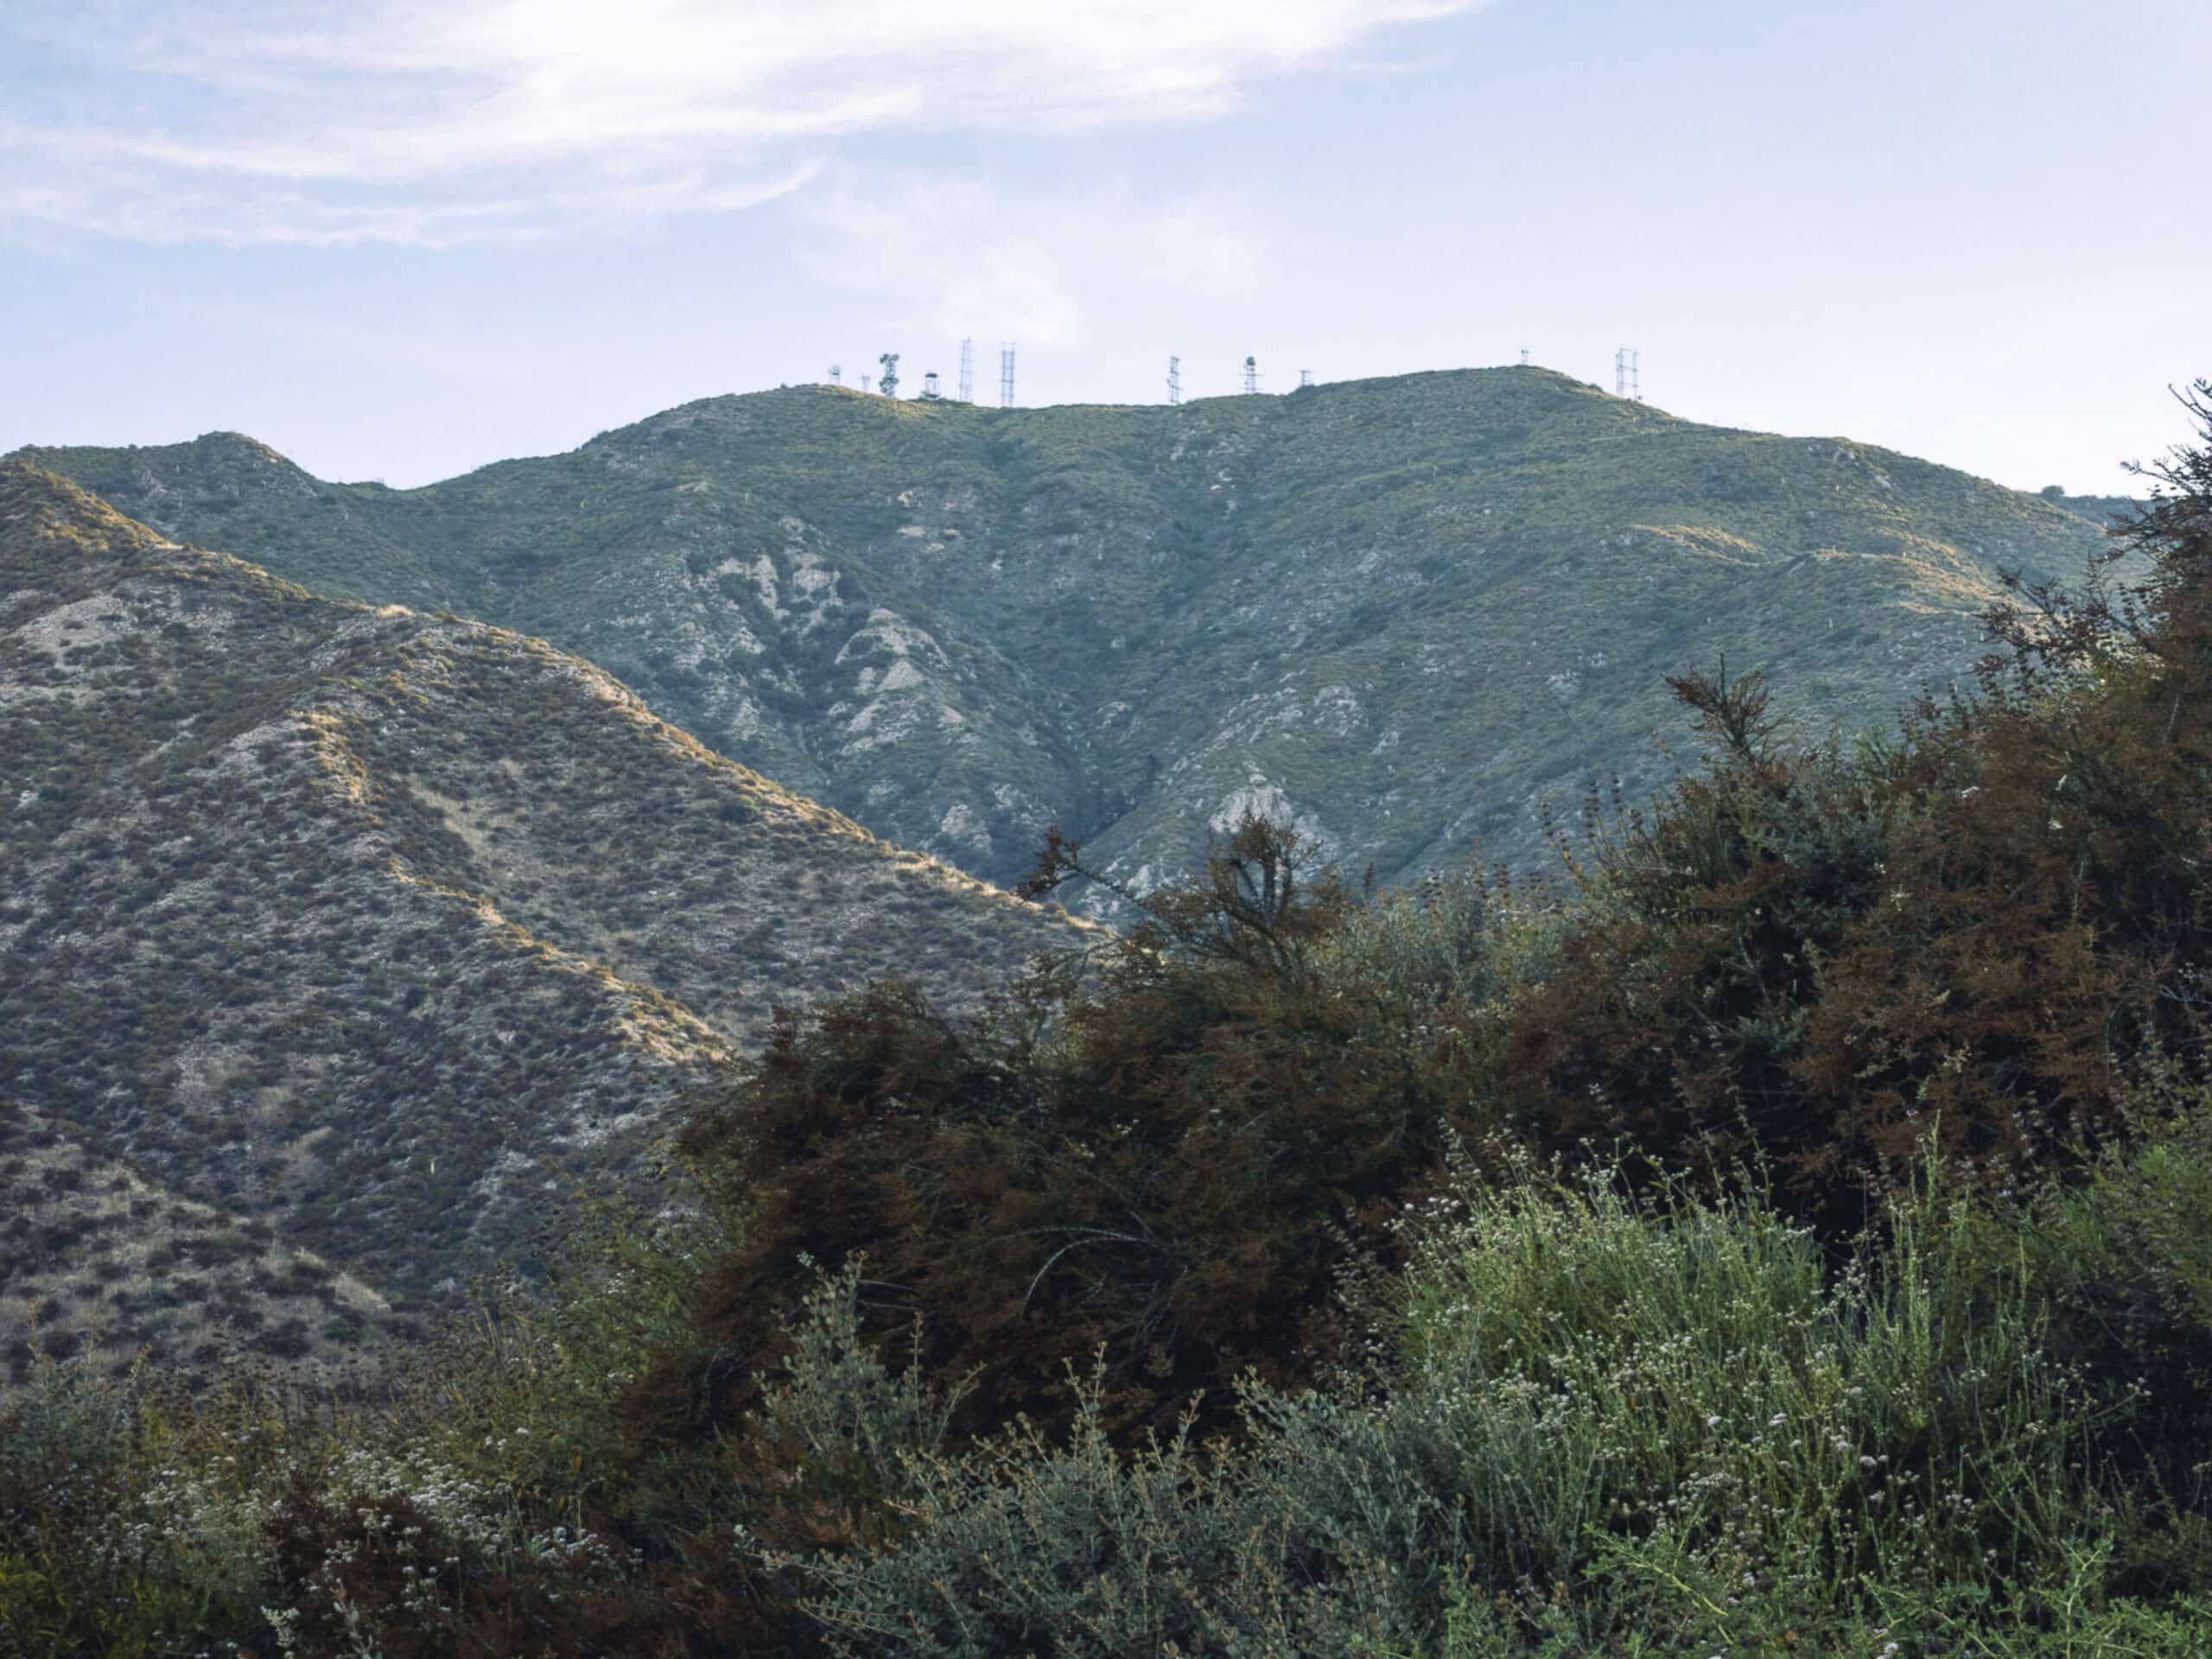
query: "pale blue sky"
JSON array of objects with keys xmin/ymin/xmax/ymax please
[{"xmin": 3, "ymin": 0, "xmax": 2204, "ymax": 492}]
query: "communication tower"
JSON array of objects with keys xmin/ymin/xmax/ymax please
[
  {"xmin": 860, "ymin": 375, "xmax": 872, "ymax": 394},
  {"xmin": 957, "ymin": 337, "xmax": 975, "ymax": 404},
  {"xmin": 1166, "ymin": 354, "xmax": 1182, "ymax": 406},
  {"xmin": 1614, "ymin": 347, "xmax": 1641, "ymax": 401},
  {"xmin": 828, "ymin": 362, "xmax": 842, "ymax": 385},
  {"xmin": 922, "ymin": 371, "xmax": 942, "ymax": 400},
  {"xmin": 1518, "ymin": 343, "xmax": 1529, "ymax": 367},
  {"xmin": 1242, "ymin": 355, "xmax": 1259, "ymax": 395},
  {"xmin": 999, "ymin": 344, "xmax": 1016, "ymax": 408},
  {"xmin": 1298, "ymin": 368, "xmax": 1314, "ymax": 389}
]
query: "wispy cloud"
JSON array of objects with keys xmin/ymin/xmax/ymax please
[{"xmin": 0, "ymin": 0, "xmax": 1483, "ymax": 246}]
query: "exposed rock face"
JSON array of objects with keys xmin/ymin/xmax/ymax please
[
  {"xmin": 0, "ymin": 464, "xmax": 1085, "ymax": 1374},
  {"xmin": 16, "ymin": 369, "xmax": 2122, "ymax": 912}
]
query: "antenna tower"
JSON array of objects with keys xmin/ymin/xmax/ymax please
[
  {"xmin": 1518, "ymin": 343, "xmax": 1529, "ymax": 367},
  {"xmin": 1166, "ymin": 354, "xmax": 1181, "ymax": 406},
  {"xmin": 1298, "ymin": 368, "xmax": 1313, "ymax": 389},
  {"xmin": 999, "ymin": 344, "xmax": 1016, "ymax": 408},
  {"xmin": 828, "ymin": 363, "xmax": 842, "ymax": 385},
  {"xmin": 1615, "ymin": 346, "xmax": 1641, "ymax": 400},
  {"xmin": 860, "ymin": 375, "xmax": 872, "ymax": 394},
  {"xmin": 957, "ymin": 337, "xmax": 974, "ymax": 404},
  {"xmin": 1242, "ymin": 354, "xmax": 1259, "ymax": 395}
]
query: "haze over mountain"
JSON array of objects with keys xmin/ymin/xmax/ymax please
[
  {"xmin": 0, "ymin": 464, "xmax": 1082, "ymax": 1380},
  {"xmin": 18, "ymin": 368, "xmax": 2122, "ymax": 907}
]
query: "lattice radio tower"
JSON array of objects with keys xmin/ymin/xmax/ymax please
[
  {"xmin": 1166, "ymin": 354, "xmax": 1182, "ymax": 406},
  {"xmin": 1518, "ymin": 343, "xmax": 1530, "ymax": 367},
  {"xmin": 957, "ymin": 338, "xmax": 975, "ymax": 404},
  {"xmin": 999, "ymin": 343, "xmax": 1016, "ymax": 408},
  {"xmin": 828, "ymin": 363, "xmax": 842, "ymax": 385},
  {"xmin": 860, "ymin": 374, "xmax": 872, "ymax": 394},
  {"xmin": 1242, "ymin": 354, "xmax": 1259, "ymax": 395},
  {"xmin": 1298, "ymin": 368, "xmax": 1313, "ymax": 389},
  {"xmin": 1615, "ymin": 346, "xmax": 1642, "ymax": 402}
]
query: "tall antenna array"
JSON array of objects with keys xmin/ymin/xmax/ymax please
[
  {"xmin": 828, "ymin": 363, "xmax": 842, "ymax": 385},
  {"xmin": 999, "ymin": 344, "xmax": 1016, "ymax": 408},
  {"xmin": 1242, "ymin": 354, "xmax": 1259, "ymax": 395},
  {"xmin": 1614, "ymin": 346, "xmax": 1641, "ymax": 402},
  {"xmin": 1166, "ymin": 354, "xmax": 1181, "ymax": 406},
  {"xmin": 1518, "ymin": 343, "xmax": 1530, "ymax": 367},
  {"xmin": 957, "ymin": 338, "xmax": 975, "ymax": 404},
  {"xmin": 1298, "ymin": 368, "xmax": 1314, "ymax": 389},
  {"xmin": 860, "ymin": 375, "xmax": 872, "ymax": 394}
]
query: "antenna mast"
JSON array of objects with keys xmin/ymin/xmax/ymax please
[
  {"xmin": 828, "ymin": 362, "xmax": 842, "ymax": 385},
  {"xmin": 999, "ymin": 343, "xmax": 1016, "ymax": 408},
  {"xmin": 957, "ymin": 337, "xmax": 974, "ymax": 404},
  {"xmin": 1242, "ymin": 354, "xmax": 1259, "ymax": 395},
  {"xmin": 1166, "ymin": 354, "xmax": 1181, "ymax": 406},
  {"xmin": 860, "ymin": 374, "xmax": 872, "ymax": 394},
  {"xmin": 1615, "ymin": 346, "xmax": 1641, "ymax": 400},
  {"xmin": 1518, "ymin": 343, "xmax": 1529, "ymax": 367},
  {"xmin": 1298, "ymin": 368, "xmax": 1313, "ymax": 389}
]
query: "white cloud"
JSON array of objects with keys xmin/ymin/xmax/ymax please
[{"xmin": 0, "ymin": 0, "xmax": 1484, "ymax": 245}]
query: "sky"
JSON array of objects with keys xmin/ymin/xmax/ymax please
[{"xmin": 2, "ymin": 0, "xmax": 2205, "ymax": 493}]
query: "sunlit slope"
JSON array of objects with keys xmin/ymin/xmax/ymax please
[{"xmin": 0, "ymin": 465, "xmax": 1083, "ymax": 1346}]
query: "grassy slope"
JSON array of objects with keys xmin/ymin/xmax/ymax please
[
  {"xmin": 14, "ymin": 369, "xmax": 2120, "ymax": 907},
  {"xmin": 0, "ymin": 464, "xmax": 1084, "ymax": 1378}
]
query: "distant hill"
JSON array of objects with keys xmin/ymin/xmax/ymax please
[
  {"xmin": 15, "ymin": 369, "xmax": 2122, "ymax": 908},
  {"xmin": 0, "ymin": 465, "xmax": 1083, "ymax": 1382}
]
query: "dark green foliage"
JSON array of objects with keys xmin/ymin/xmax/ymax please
[{"xmin": 657, "ymin": 816, "xmax": 1488, "ymax": 1448}]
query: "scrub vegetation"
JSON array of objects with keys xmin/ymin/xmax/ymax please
[
  {"xmin": 0, "ymin": 466, "xmax": 1083, "ymax": 1381},
  {"xmin": 4, "ymin": 391, "xmax": 2210, "ymax": 1654}
]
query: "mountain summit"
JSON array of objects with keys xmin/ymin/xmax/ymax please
[{"xmin": 16, "ymin": 368, "xmax": 2118, "ymax": 905}]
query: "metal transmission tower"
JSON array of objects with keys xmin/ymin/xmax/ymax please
[
  {"xmin": 999, "ymin": 344, "xmax": 1016, "ymax": 408},
  {"xmin": 1166, "ymin": 355, "xmax": 1182, "ymax": 406},
  {"xmin": 957, "ymin": 338, "xmax": 975, "ymax": 404},
  {"xmin": 1298, "ymin": 368, "xmax": 1313, "ymax": 389},
  {"xmin": 1614, "ymin": 347, "xmax": 1641, "ymax": 401},
  {"xmin": 828, "ymin": 363, "xmax": 842, "ymax": 385},
  {"xmin": 860, "ymin": 375, "xmax": 872, "ymax": 394},
  {"xmin": 1242, "ymin": 355, "xmax": 1259, "ymax": 394},
  {"xmin": 1518, "ymin": 343, "xmax": 1530, "ymax": 367}
]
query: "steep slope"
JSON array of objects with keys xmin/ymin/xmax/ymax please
[
  {"xmin": 16, "ymin": 369, "xmax": 2120, "ymax": 906},
  {"xmin": 0, "ymin": 464, "xmax": 1084, "ymax": 1366}
]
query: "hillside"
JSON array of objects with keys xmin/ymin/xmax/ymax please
[
  {"xmin": 15, "ymin": 369, "xmax": 2120, "ymax": 907},
  {"xmin": 0, "ymin": 464, "xmax": 1084, "ymax": 1380}
]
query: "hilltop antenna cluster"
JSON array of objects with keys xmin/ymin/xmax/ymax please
[
  {"xmin": 1166, "ymin": 354, "xmax": 1181, "ymax": 406},
  {"xmin": 1242, "ymin": 354, "xmax": 1260, "ymax": 395},
  {"xmin": 957, "ymin": 337, "xmax": 975, "ymax": 404},
  {"xmin": 1615, "ymin": 346, "xmax": 1642, "ymax": 402},
  {"xmin": 999, "ymin": 344, "xmax": 1016, "ymax": 408}
]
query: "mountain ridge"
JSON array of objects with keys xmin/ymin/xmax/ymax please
[{"xmin": 13, "ymin": 368, "xmax": 2124, "ymax": 907}]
